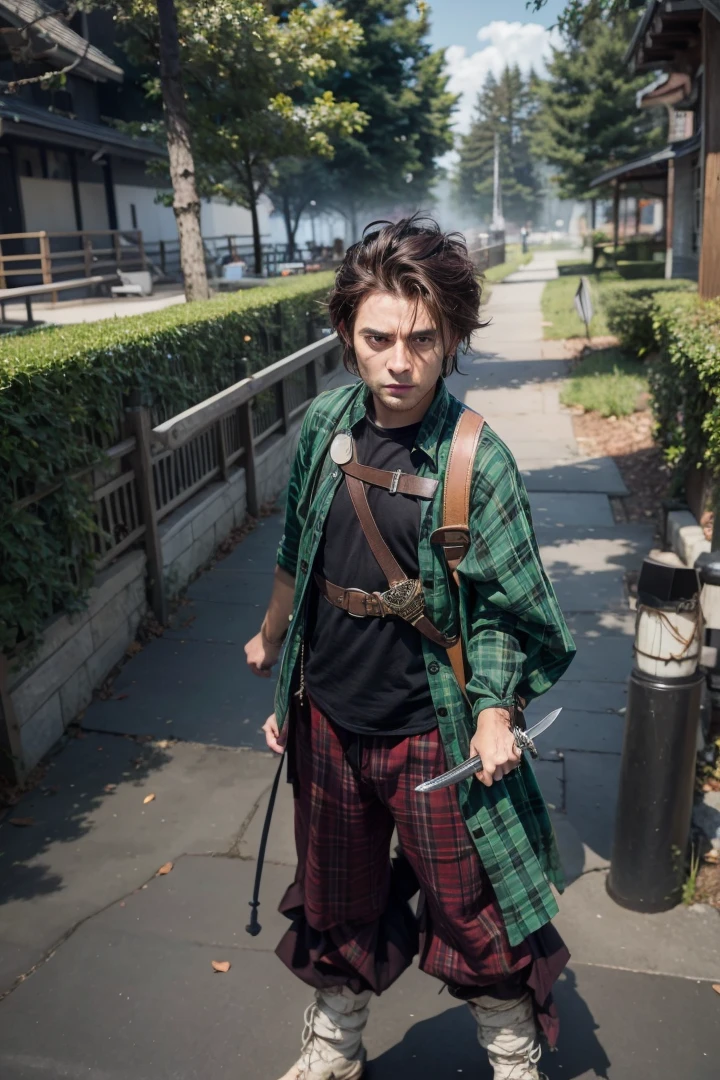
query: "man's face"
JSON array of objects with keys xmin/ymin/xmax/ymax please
[{"xmin": 350, "ymin": 291, "xmax": 448, "ymax": 425}]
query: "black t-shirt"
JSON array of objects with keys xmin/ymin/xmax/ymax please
[{"xmin": 304, "ymin": 414, "xmax": 437, "ymax": 736}]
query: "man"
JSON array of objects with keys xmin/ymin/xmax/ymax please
[{"xmin": 244, "ymin": 216, "xmax": 575, "ymax": 1080}]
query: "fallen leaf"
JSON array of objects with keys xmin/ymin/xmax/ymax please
[
  {"xmin": 104, "ymin": 784, "xmax": 117, "ymax": 794},
  {"xmin": 713, "ymin": 984, "xmax": 720, "ymax": 995},
  {"xmin": 119, "ymin": 901, "xmax": 126, "ymax": 908},
  {"xmin": 115, "ymin": 694, "xmax": 129, "ymax": 702},
  {"xmin": 126, "ymin": 642, "xmax": 142, "ymax": 657},
  {"xmin": 157, "ymin": 862, "xmax": 173, "ymax": 876},
  {"xmin": 143, "ymin": 794, "xmax": 156, "ymax": 805},
  {"xmin": 9, "ymin": 817, "xmax": 35, "ymax": 827},
  {"xmin": 212, "ymin": 961, "xmax": 231, "ymax": 973}
]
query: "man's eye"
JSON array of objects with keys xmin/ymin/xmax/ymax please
[{"xmin": 415, "ymin": 336, "xmax": 434, "ymax": 345}]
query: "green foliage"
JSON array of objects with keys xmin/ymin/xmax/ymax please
[
  {"xmin": 319, "ymin": 0, "xmax": 456, "ymax": 234},
  {"xmin": 110, "ymin": 0, "xmax": 367, "ymax": 267},
  {"xmin": 648, "ymin": 295, "xmax": 720, "ymax": 482},
  {"xmin": 0, "ymin": 274, "xmax": 334, "ymax": 655},
  {"xmin": 455, "ymin": 66, "xmax": 542, "ymax": 226},
  {"xmin": 560, "ymin": 348, "xmax": 648, "ymax": 417},
  {"xmin": 533, "ymin": 17, "xmax": 666, "ymax": 200},
  {"xmin": 603, "ymin": 279, "xmax": 696, "ymax": 356}
]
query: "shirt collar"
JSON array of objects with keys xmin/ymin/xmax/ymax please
[{"xmin": 345, "ymin": 378, "xmax": 450, "ymax": 472}]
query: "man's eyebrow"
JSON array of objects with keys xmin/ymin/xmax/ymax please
[{"xmin": 357, "ymin": 327, "xmax": 437, "ymax": 336}]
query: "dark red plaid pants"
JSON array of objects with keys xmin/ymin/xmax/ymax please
[{"xmin": 276, "ymin": 697, "xmax": 568, "ymax": 1044}]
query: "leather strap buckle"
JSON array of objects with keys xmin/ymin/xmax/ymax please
[
  {"xmin": 379, "ymin": 578, "xmax": 425, "ymax": 622},
  {"xmin": 388, "ymin": 469, "xmax": 402, "ymax": 495}
]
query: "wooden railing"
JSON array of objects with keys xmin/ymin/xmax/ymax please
[
  {"xmin": 468, "ymin": 240, "xmax": 506, "ymax": 272},
  {"xmin": 12, "ymin": 332, "xmax": 342, "ymax": 633},
  {"xmin": 0, "ymin": 229, "xmax": 146, "ymax": 294}
]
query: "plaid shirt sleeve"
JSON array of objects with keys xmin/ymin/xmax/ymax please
[
  {"xmin": 459, "ymin": 428, "xmax": 576, "ymax": 719},
  {"xmin": 276, "ymin": 403, "xmax": 319, "ymax": 578}
]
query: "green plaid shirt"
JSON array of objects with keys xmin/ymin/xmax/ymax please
[{"xmin": 274, "ymin": 379, "xmax": 576, "ymax": 946}]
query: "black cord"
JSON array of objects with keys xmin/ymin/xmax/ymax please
[{"xmin": 246, "ymin": 750, "xmax": 286, "ymax": 937}]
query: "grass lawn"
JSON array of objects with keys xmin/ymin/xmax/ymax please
[
  {"xmin": 541, "ymin": 261, "xmax": 613, "ymax": 338},
  {"xmin": 560, "ymin": 347, "xmax": 648, "ymax": 417},
  {"xmin": 483, "ymin": 244, "xmax": 532, "ymax": 284}
]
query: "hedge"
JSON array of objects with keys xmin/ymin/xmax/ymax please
[
  {"xmin": 648, "ymin": 294, "xmax": 720, "ymax": 482},
  {"xmin": 603, "ymin": 279, "xmax": 696, "ymax": 357},
  {"xmin": 0, "ymin": 272, "xmax": 335, "ymax": 654}
]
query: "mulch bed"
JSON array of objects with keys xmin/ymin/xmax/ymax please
[{"xmin": 570, "ymin": 406, "xmax": 670, "ymax": 527}]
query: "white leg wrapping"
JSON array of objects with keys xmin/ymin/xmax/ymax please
[
  {"xmin": 468, "ymin": 992, "xmax": 544, "ymax": 1080},
  {"xmin": 277, "ymin": 986, "xmax": 372, "ymax": 1080}
]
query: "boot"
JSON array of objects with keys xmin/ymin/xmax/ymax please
[
  {"xmin": 276, "ymin": 986, "xmax": 372, "ymax": 1080},
  {"xmin": 468, "ymin": 992, "xmax": 546, "ymax": 1080}
]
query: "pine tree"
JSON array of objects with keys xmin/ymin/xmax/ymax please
[
  {"xmin": 322, "ymin": 0, "xmax": 456, "ymax": 239},
  {"xmin": 455, "ymin": 66, "xmax": 543, "ymax": 227},
  {"xmin": 533, "ymin": 18, "xmax": 666, "ymax": 200}
]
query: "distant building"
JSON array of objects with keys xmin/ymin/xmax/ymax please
[
  {"xmin": 0, "ymin": 2, "xmax": 271, "ymax": 285},
  {"xmin": 590, "ymin": 0, "xmax": 720, "ymax": 298}
]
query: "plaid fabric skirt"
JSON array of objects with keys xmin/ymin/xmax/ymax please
[{"xmin": 276, "ymin": 695, "xmax": 569, "ymax": 1046}]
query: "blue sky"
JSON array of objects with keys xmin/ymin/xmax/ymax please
[
  {"xmin": 426, "ymin": 0, "xmax": 566, "ymax": 49},
  {"xmin": 425, "ymin": 0, "xmax": 567, "ymax": 133}
]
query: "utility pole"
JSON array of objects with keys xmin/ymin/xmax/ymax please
[{"xmin": 490, "ymin": 132, "xmax": 505, "ymax": 234}]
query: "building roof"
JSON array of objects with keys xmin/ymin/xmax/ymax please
[
  {"xmin": 626, "ymin": 0, "xmax": 719, "ymax": 71},
  {"xmin": 0, "ymin": 95, "xmax": 165, "ymax": 160},
  {"xmin": 0, "ymin": 0, "xmax": 123, "ymax": 83},
  {"xmin": 589, "ymin": 132, "xmax": 701, "ymax": 188}
]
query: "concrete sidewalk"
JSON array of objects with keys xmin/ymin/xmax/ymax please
[{"xmin": 0, "ymin": 251, "xmax": 718, "ymax": 1079}]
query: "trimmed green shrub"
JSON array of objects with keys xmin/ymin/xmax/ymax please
[
  {"xmin": 648, "ymin": 294, "xmax": 720, "ymax": 481},
  {"xmin": 603, "ymin": 279, "xmax": 696, "ymax": 357},
  {"xmin": 0, "ymin": 273, "xmax": 334, "ymax": 654}
]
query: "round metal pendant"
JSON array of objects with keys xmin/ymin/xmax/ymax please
[{"xmin": 330, "ymin": 432, "xmax": 353, "ymax": 465}]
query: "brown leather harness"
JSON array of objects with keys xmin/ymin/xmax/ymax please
[{"xmin": 315, "ymin": 407, "xmax": 486, "ymax": 691}]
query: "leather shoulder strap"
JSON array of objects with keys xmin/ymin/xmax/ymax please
[{"xmin": 442, "ymin": 407, "xmax": 485, "ymax": 696}]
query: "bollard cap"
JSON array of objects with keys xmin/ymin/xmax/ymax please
[
  {"xmin": 637, "ymin": 557, "xmax": 699, "ymax": 609},
  {"xmin": 695, "ymin": 551, "xmax": 720, "ymax": 587}
]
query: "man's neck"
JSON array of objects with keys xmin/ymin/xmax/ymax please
[{"xmin": 369, "ymin": 385, "xmax": 437, "ymax": 429}]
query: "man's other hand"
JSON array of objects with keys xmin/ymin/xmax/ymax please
[
  {"xmin": 262, "ymin": 713, "xmax": 286, "ymax": 754},
  {"xmin": 469, "ymin": 708, "xmax": 522, "ymax": 787},
  {"xmin": 244, "ymin": 631, "xmax": 282, "ymax": 678}
]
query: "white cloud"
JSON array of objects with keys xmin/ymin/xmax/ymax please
[{"xmin": 445, "ymin": 21, "xmax": 562, "ymax": 135}]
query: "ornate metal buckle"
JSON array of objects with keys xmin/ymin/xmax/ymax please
[
  {"xmin": 380, "ymin": 579, "xmax": 425, "ymax": 623},
  {"xmin": 389, "ymin": 469, "xmax": 402, "ymax": 495}
]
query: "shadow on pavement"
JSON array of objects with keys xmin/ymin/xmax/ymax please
[{"xmin": 368, "ymin": 968, "xmax": 611, "ymax": 1079}]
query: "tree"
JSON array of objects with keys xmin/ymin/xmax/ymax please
[
  {"xmin": 115, "ymin": 1, "xmax": 366, "ymax": 273},
  {"xmin": 266, "ymin": 157, "xmax": 330, "ymax": 259},
  {"xmin": 455, "ymin": 66, "xmax": 543, "ymax": 227},
  {"xmin": 530, "ymin": 0, "xmax": 646, "ymax": 39},
  {"xmin": 320, "ymin": 0, "xmax": 456, "ymax": 240},
  {"xmin": 155, "ymin": 0, "xmax": 208, "ymax": 300},
  {"xmin": 532, "ymin": 18, "xmax": 666, "ymax": 202}
]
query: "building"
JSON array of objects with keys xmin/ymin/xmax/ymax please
[
  {"xmin": 590, "ymin": 0, "xmax": 720, "ymax": 298},
  {"xmin": 0, "ymin": 1, "xmax": 271, "ymax": 287}
]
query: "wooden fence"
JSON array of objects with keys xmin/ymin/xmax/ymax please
[{"xmin": 0, "ymin": 229, "xmax": 146, "ymax": 294}]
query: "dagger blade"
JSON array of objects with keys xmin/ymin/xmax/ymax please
[{"xmin": 414, "ymin": 707, "xmax": 562, "ymax": 793}]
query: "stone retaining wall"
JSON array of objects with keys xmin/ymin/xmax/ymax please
[{"xmin": 9, "ymin": 421, "xmax": 304, "ymax": 772}]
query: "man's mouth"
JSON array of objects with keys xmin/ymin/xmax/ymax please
[{"xmin": 385, "ymin": 384, "xmax": 414, "ymax": 393}]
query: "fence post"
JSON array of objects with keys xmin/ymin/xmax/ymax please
[
  {"xmin": 39, "ymin": 232, "xmax": 56, "ymax": 303},
  {"xmin": 159, "ymin": 240, "xmax": 166, "ymax": 274},
  {"xmin": 128, "ymin": 406, "xmax": 168, "ymax": 625},
  {"xmin": 238, "ymin": 402, "xmax": 259, "ymax": 517},
  {"xmin": 278, "ymin": 378, "xmax": 290, "ymax": 433},
  {"xmin": 137, "ymin": 230, "xmax": 147, "ymax": 271},
  {"xmin": 0, "ymin": 238, "xmax": 6, "ymax": 290},
  {"xmin": 0, "ymin": 653, "xmax": 25, "ymax": 786},
  {"xmin": 113, "ymin": 231, "xmax": 122, "ymax": 271},
  {"xmin": 83, "ymin": 235, "xmax": 92, "ymax": 279},
  {"xmin": 217, "ymin": 417, "xmax": 230, "ymax": 482}
]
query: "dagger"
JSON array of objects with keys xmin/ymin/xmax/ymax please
[{"xmin": 415, "ymin": 707, "xmax": 562, "ymax": 793}]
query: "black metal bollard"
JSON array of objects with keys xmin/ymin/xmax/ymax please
[{"xmin": 607, "ymin": 558, "xmax": 703, "ymax": 912}]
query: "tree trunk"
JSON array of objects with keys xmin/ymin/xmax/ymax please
[
  {"xmin": 156, "ymin": 0, "xmax": 209, "ymax": 301},
  {"xmin": 349, "ymin": 199, "xmax": 359, "ymax": 245},
  {"xmin": 283, "ymin": 195, "xmax": 296, "ymax": 260},
  {"xmin": 245, "ymin": 160, "xmax": 263, "ymax": 275}
]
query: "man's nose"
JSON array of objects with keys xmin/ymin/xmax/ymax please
[{"xmin": 386, "ymin": 339, "xmax": 412, "ymax": 374}]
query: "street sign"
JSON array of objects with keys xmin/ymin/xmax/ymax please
[{"xmin": 574, "ymin": 276, "xmax": 594, "ymax": 338}]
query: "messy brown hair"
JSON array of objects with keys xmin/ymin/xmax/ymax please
[{"xmin": 327, "ymin": 214, "xmax": 484, "ymax": 377}]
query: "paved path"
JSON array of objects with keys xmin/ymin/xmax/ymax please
[{"xmin": 0, "ymin": 253, "xmax": 718, "ymax": 1079}]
